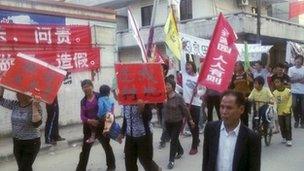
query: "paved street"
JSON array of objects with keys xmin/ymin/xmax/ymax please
[{"xmin": 1, "ymin": 122, "xmax": 304, "ymax": 171}]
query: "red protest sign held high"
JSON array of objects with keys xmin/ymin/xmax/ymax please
[
  {"xmin": 197, "ymin": 13, "xmax": 238, "ymax": 93},
  {"xmin": 0, "ymin": 53, "xmax": 67, "ymax": 104},
  {"xmin": 115, "ymin": 63, "xmax": 166, "ymax": 105}
]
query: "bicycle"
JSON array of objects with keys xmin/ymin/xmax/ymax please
[{"xmin": 251, "ymin": 101, "xmax": 275, "ymax": 146}]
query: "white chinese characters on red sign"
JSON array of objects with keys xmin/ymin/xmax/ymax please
[
  {"xmin": 55, "ymin": 27, "xmax": 71, "ymax": 44},
  {"xmin": 0, "ymin": 29, "xmax": 7, "ymax": 42},
  {"xmin": 35, "ymin": 27, "xmax": 72, "ymax": 45},
  {"xmin": 35, "ymin": 27, "xmax": 52, "ymax": 44},
  {"xmin": 0, "ymin": 53, "xmax": 15, "ymax": 71},
  {"xmin": 206, "ymin": 28, "xmax": 231, "ymax": 86},
  {"xmin": 56, "ymin": 52, "xmax": 89, "ymax": 70}
]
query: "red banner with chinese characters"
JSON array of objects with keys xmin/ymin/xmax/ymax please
[
  {"xmin": 289, "ymin": 1, "xmax": 304, "ymax": 18},
  {"xmin": 197, "ymin": 13, "xmax": 238, "ymax": 93},
  {"xmin": 0, "ymin": 48, "xmax": 100, "ymax": 73},
  {"xmin": 0, "ymin": 23, "xmax": 91, "ymax": 45},
  {"xmin": 115, "ymin": 63, "xmax": 166, "ymax": 105},
  {"xmin": 0, "ymin": 53, "xmax": 67, "ymax": 104}
]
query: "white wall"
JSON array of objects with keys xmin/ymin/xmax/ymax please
[{"xmin": 0, "ymin": 17, "xmax": 117, "ymax": 136}]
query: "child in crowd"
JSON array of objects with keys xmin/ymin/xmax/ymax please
[
  {"xmin": 248, "ymin": 76, "xmax": 274, "ymax": 104},
  {"xmin": 248, "ymin": 76, "xmax": 279, "ymax": 133},
  {"xmin": 273, "ymin": 77, "xmax": 293, "ymax": 146},
  {"xmin": 86, "ymin": 85, "xmax": 121, "ymax": 144}
]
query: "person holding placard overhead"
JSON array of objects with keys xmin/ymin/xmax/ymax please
[{"xmin": 0, "ymin": 87, "xmax": 42, "ymax": 171}]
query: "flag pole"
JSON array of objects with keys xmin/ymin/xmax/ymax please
[
  {"xmin": 128, "ymin": 7, "xmax": 148, "ymax": 63},
  {"xmin": 147, "ymin": 0, "xmax": 159, "ymax": 58}
]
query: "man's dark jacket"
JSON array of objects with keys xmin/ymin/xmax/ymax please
[{"xmin": 203, "ymin": 121, "xmax": 261, "ymax": 171}]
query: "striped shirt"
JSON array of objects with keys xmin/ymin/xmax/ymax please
[
  {"xmin": 122, "ymin": 105, "xmax": 152, "ymax": 137},
  {"xmin": 0, "ymin": 98, "xmax": 41, "ymax": 140}
]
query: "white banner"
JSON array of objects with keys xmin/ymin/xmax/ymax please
[
  {"xmin": 286, "ymin": 41, "xmax": 304, "ymax": 64},
  {"xmin": 181, "ymin": 33, "xmax": 210, "ymax": 58},
  {"xmin": 180, "ymin": 33, "xmax": 272, "ymax": 63},
  {"xmin": 236, "ymin": 44, "xmax": 273, "ymax": 61}
]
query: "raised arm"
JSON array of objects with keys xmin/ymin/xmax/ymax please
[
  {"xmin": 0, "ymin": 87, "xmax": 18, "ymax": 110},
  {"xmin": 32, "ymin": 101, "xmax": 42, "ymax": 127}
]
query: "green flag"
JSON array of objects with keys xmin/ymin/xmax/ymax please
[{"xmin": 244, "ymin": 42, "xmax": 250, "ymax": 71}]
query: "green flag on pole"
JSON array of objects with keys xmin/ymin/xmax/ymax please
[{"xmin": 244, "ymin": 42, "xmax": 250, "ymax": 71}]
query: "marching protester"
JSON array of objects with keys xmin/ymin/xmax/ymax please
[
  {"xmin": 76, "ymin": 80, "xmax": 116, "ymax": 171},
  {"xmin": 163, "ymin": 78, "xmax": 195, "ymax": 169},
  {"xmin": 117, "ymin": 103, "xmax": 161, "ymax": 171},
  {"xmin": 250, "ymin": 54, "xmax": 271, "ymax": 87},
  {"xmin": 204, "ymin": 89, "xmax": 221, "ymax": 122},
  {"xmin": 158, "ymin": 63, "xmax": 171, "ymax": 149},
  {"xmin": 182, "ymin": 61, "xmax": 205, "ymax": 155},
  {"xmin": 45, "ymin": 96, "xmax": 65, "ymax": 145},
  {"xmin": 230, "ymin": 61, "xmax": 254, "ymax": 126},
  {"xmin": 86, "ymin": 84, "xmax": 116, "ymax": 144},
  {"xmin": 203, "ymin": 90, "xmax": 261, "ymax": 171},
  {"xmin": 248, "ymin": 76, "xmax": 280, "ymax": 133},
  {"xmin": 273, "ymin": 77, "xmax": 293, "ymax": 146},
  {"xmin": 270, "ymin": 63, "xmax": 290, "ymax": 90},
  {"xmin": 287, "ymin": 56, "xmax": 304, "ymax": 128},
  {"xmin": 0, "ymin": 87, "xmax": 42, "ymax": 171}
]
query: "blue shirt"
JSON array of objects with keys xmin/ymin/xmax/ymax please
[{"xmin": 97, "ymin": 96, "xmax": 114, "ymax": 118}]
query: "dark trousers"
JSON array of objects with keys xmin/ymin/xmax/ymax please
[
  {"xmin": 124, "ymin": 134, "xmax": 159, "ymax": 171},
  {"xmin": 45, "ymin": 103, "xmax": 59, "ymax": 143},
  {"xmin": 278, "ymin": 115, "xmax": 292, "ymax": 141},
  {"xmin": 292, "ymin": 94, "xmax": 304, "ymax": 125},
  {"xmin": 166, "ymin": 121, "xmax": 183, "ymax": 162},
  {"xmin": 188, "ymin": 105, "xmax": 201, "ymax": 149},
  {"xmin": 241, "ymin": 100, "xmax": 251, "ymax": 127},
  {"xmin": 205, "ymin": 95, "xmax": 221, "ymax": 121},
  {"xmin": 76, "ymin": 123, "xmax": 115, "ymax": 171},
  {"xmin": 160, "ymin": 114, "xmax": 170, "ymax": 143},
  {"xmin": 13, "ymin": 138, "xmax": 41, "ymax": 171}
]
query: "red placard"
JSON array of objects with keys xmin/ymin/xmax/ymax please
[
  {"xmin": 115, "ymin": 63, "xmax": 166, "ymax": 105},
  {"xmin": 0, "ymin": 53, "xmax": 67, "ymax": 104},
  {"xmin": 198, "ymin": 13, "xmax": 238, "ymax": 93},
  {"xmin": 0, "ymin": 23, "xmax": 91, "ymax": 45},
  {"xmin": 0, "ymin": 48, "xmax": 100, "ymax": 73}
]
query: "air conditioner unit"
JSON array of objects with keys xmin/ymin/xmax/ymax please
[{"xmin": 237, "ymin": 0, "xmax": 249, "ymax": 6}]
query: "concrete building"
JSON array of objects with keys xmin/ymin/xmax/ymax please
[
  {"xmin": 0, "ymin": 0, "xmax": 117, "ymax": 135},
  {"xmin": 66, "ymin": 0, "xmax": 304, "ymax": 66}
]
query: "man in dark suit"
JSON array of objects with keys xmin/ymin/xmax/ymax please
[{"xmin": 203, "ymin": 90, "xmax": 261, "ymax": 171}]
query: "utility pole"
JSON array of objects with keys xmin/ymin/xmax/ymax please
[{"xmin": 257, "ymin": 0, "xmax": 261, "ymax": 43}]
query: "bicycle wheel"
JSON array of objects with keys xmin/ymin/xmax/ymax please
[{"xmin": 264, "ymin": 123, "xmax": 272, "ymax": 146}]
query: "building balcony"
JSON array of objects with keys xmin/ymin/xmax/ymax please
[{"xmin": 117, "ymin": 12, "xmax": 304, "ymax": 49}]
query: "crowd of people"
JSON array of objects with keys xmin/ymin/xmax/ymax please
[{"xmin": 0, "ymin": 54, "xmax": 304, "ymax": 171}]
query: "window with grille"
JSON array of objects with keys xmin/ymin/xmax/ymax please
[
  {"xmin": 141, "ymin": 5, "xmax": 153, "ymax": 26},
  {"xmin": 180, "ymin": 0, "xmax": 193, "ymax": 21}
]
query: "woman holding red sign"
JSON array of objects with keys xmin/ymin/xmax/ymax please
[
  {"xmin": 117, "ymin": 102, "xmax": 161, "ymax": 171},
  {"xmin": 0, "ymin": 87, "xmax": 42, "ymax": 171},
  {"xmin": 163, "ymin": 78, "xmax": 195, "ymax": 169}
]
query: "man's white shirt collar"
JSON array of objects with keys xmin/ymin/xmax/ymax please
[{"xmin": 220, "ymin": 120, "xmax": 241, "ymax": 137}]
